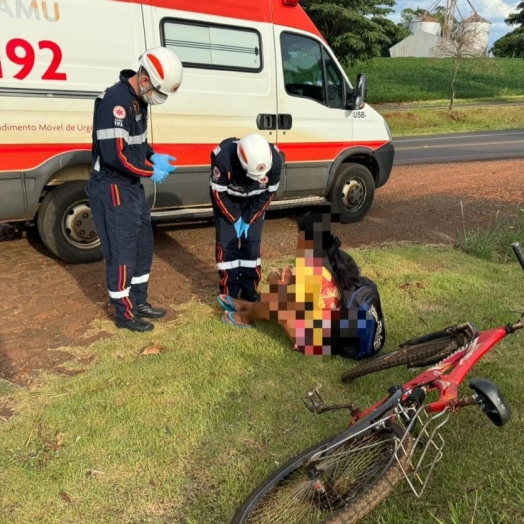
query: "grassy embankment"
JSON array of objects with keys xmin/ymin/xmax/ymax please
[
  {"xmin": 1, "ymin": 243, "xmax": 524, "ymax": 524},
  {"xmin": 345, "ymin": 57, "xmax": 524, "ymax": 136}
]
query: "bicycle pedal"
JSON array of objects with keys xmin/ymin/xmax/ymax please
[{"xmin": 302, "ymin": 388, "xmax": 325, "ymax": 413}]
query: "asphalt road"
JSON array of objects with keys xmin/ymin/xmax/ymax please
[{"xmin": 393, "ymin": 129, "xmax": 524, "ymax": 165}]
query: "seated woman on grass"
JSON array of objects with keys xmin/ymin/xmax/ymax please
[{"xmin": 219, "ymin": 206, "xmax": 385, "ymax": 357}]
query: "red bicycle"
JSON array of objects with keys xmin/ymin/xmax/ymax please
[{"xmin": 231, "ymin": 243, "xmax": 524, "ymax": 524}]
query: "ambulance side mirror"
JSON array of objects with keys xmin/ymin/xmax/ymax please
[{"xmin": 346, "ymin": 73, "xmax": 367, "ymax": 110}]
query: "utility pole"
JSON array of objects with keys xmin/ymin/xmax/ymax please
[{"xmin": 443, "ymin": 0, "xmax": 457, "ymax": 38}]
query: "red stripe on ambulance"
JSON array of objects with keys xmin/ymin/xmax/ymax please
[{"xmin": 0, "ymin": 141, "xmax": 390, "ymax": 172}]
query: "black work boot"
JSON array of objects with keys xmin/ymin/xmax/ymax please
[
  {"xmin": 116, "ymin": 317, "xmax": 154, "ymax": 332},
  {"xmin": 136, "ymin": 302, "xmax": 167, "ymax": 319}
]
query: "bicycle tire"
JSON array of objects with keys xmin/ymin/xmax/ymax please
[
  {"xmin": 231, "ymin": 423, "xmax": 411, "ymax": 524},
  {"xmin": 340, "ymin": 335, "xmax": 465, "ymax": 384}
]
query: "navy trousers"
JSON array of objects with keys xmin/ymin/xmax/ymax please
[
  {"xmin": 86, "ymin": 172, "xmax": 153, "ymax": 321},
  {"xmin": 215, "ymin": 214, "xmax": 264, "ymax": 299}
]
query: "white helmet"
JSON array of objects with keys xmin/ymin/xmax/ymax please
[
  {"xmin": 237, "ymin": 134, "xmax": 273, "ymax": 180},
  {"xmin": 138, "ymin": 47, "xmax": 183, "ymax": 103}
]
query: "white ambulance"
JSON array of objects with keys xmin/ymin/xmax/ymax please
[{"xmin": 0, "ymin": 0, "xmax": 394, "ymax": 263}]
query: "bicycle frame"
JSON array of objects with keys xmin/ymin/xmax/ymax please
[{"xmin": 355, "ymin": 325, "xmax": 510, "ymax": 422}]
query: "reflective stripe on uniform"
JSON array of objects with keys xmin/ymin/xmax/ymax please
[
  {"xmin": 108, "ymin": 287, "xmax": 130, "ymax": 299},
  {"xmin": 131, "ymin": 274, "xmax": 150, "ymax": 285},
  {"xmin": 210, "ymin": 182, "xmax": 279, "ymax": 197},
  {"xmin": 217, "ymin": 260, "xmax": 240, "ymax": 270},
  {"xmin": 210, "ymin": 181, "xmax": 228, "ymax": 192},
  {"xmin": 239, "ymin": 258, "xmax": 262, "ymax": 268},
  {"xmin": 97, "ymin": 129, "xmax": 148, "ymax": 145}
]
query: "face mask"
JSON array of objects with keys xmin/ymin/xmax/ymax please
[
  {"xmin": 140, "ymin": 88, "xmax": 168, "ymax": 106},
  {"xmin": 147, "ymin": 90, "xmax": 168, "ymax": 106},
  {"xmin": 139, "ymin": 71, "xmax": 168, "ymax": 105}
]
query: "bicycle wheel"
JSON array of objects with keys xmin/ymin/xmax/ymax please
[
  {"xmin": 340, "ymin": 335, "xmax": 465, "ymax": 384},
  {"xmin": 232, "ymin": 423, "xmax": 410, "ymax": 524}
]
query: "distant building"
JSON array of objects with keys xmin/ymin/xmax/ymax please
[
  {"xmin": 408, "ymin": 13, "xmax": 442, "ymax": 36},
  {"xmin": 458, "ymin": 13, "xmax": 491, "ymax": 56},
  {"xmin": 389, "ymin": 29, "xmax": 441, "ymax": 58},
  {"xmin": 389, "ymin": 11, "xmax": 491, "ymax": 58}
]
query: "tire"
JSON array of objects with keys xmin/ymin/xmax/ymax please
[
  {"xmin": 232, "ymin": 423, "xmax": 411, "ymax": 524},
  {"xmin": 341, "ymin": 336, "xmax": 464, "ymax": 384},
  {"xmin": 37, "ymin": 181, "xmax": 103, "ymax": 264},
  {"xmin": 330, "ymin": 164, "xmax": 375, "ymax": 224}
]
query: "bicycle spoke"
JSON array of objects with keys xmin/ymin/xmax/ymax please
[{"xmin": 246, "ymin": 432, "xmax": 397, "ymax": 523}]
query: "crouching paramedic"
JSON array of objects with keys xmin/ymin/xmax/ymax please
[
  {"xmin": 86, "ymin": 47, "xmax": 183, "ymax": 332},
  {"xmin": 210, "ymin": 134, "xmax": 282, "ymax": 302}
]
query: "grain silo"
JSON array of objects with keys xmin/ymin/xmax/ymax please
[
  {"xmin": 409, "ymin": 13, "xmax": 442, "ymax": 37},
  {"xmin": 458, "ymin": 13, "xmax": 491, "ymax": 56}
]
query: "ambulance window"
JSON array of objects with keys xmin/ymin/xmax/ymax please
[
  {"xmin": 163, "ymin": 20, "xmax": 262, "ymax": 72},
  {"xmin": 281, "ymin": 33, "xmax": 325, "ymax": 104},
  {"xmin": 323, "ymin": 50, "xmax": 344, "ymax": 109}
]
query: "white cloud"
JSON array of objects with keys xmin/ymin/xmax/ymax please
[{"xmin": 473, "ymin": 0, "xmax": 516, "ymax": 19}]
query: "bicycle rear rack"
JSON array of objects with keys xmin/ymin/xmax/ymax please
[{"xmin": 393, "ymin": 405, "xmax": 450, "ymax": 498}]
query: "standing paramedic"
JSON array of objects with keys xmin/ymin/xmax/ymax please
[
  {"xmin": 210, "ymin": 134, "xmax": 282, "ymax": 302},
  {"xmin": 86, "ymin": 47, "xmax": 183, "ymax": 332}
]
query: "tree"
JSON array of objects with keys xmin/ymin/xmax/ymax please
[
  {"xmin": 491, "ymin": 28, "xmax": 524, "ymax": 57},
  {"xmin": 435, "ymin": 21, "xmax": 489, "ymax": 110},
  {"xmin": 300, "ymin": 0, "xmax": 401, "ymax": 63},
  {"xmin": 379, "ymin": 19, "xmax": 411, "ymax": 57},
  {"xmin": 400, "ymin": 7, "xmax": 426, "ymax": 28},
  {"xmin": 400, "ymin": 6, "xmax": 451, "ymax": 32},
  {"xmin": 490, "ymin": 2, "xmax": 524, "ymax": 57},
  {"xmin": 505, "ymin": 1, "xmax": 524, "ymax": 26}
]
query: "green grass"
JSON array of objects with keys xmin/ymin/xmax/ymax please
[
  {"xmin": 383, "ymin": 105, "xmax": 524, "ymax": 137},
  {"xmin": 1, "ymin": 246, "xmax": 524, "ymax": 523},
  {"xmin": 457, "ymin": 207, "xmax": 524, "ymax": 263},
  {"xmin": 342, "ymin": 57, "xmax": 524, "ymax": 136},
  {"xmin": 346, "ymin": 57, "xmax": 524, "ymax": 104}
]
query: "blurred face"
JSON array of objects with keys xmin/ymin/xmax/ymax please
[{"xmin": 296, "ymin": 230, "xmax": 317, "ymax": 260}]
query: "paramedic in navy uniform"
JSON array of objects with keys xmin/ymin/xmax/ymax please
[
  {"xmin": 86, "ymin": 47, "xmax": 183, "ymax": 332},
  {"xmin": 210, "ymin": 134, "xmax": 282, "ymax": 302}
]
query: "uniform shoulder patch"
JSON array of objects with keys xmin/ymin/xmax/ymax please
[
  {"xmin": 212, "ymin": 166, "xmax": 221, "ymax": 179},
  {"xmin": 113, "ymin": 106, "xmax": 126, "ymax": 120},
  {"xmin": 213, "ymin": 146, "xmax": 221, "ymax": 156}
]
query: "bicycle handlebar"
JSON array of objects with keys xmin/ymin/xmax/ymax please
[{"xmin": 512, "ymin": 242, "xmax": 524, "ymax": 271}]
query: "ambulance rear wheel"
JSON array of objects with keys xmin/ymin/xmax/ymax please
[
  {"xmin": 331, "ymin": 163, "xmax": 375, "ymax": 223},
  {"xmin": 37, "ymin": 181, "xmax": 103, "ymax": 264}
]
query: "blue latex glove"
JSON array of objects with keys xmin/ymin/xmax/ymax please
[
  {"xmin": 233, "ymin": 218, "xmax": 243, "ymax": 239},
  {"xmin": 150, "ymin": 165, "xmax": 169, "ymax": 184},
  {"xmin": 241, "ymin": 220, "xmax": 250, "ymax": 238},
  {"xmin": 151, "ymin": 153, "xmax": 177, "ymax": 174}
]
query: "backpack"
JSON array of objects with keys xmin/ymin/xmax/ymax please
[{"xmin": 332, "ymin": 276, "xmax": 386, "ymax": 360}]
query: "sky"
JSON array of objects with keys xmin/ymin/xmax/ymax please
[{"xmin": 390, "ymin": 0, "xmax": 520, "ymax": 49}]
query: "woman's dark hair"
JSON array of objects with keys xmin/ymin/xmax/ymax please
[{"xmin": 297, "ymin": 208, "xmax": 361, "ymax": 294}]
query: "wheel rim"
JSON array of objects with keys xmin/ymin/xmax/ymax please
[
  {"xmin": 245, "ymin": 432, "xmax": 397, "ymax": 523},
  {"xmin": 340, "ymin": 178, "xmax": 366, "ymax": 212},
  {"xmin": 62, "ymin": 200, "xmax": 100, "ymax": 250}
]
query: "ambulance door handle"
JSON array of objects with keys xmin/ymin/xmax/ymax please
[
  {"xmin": 257, "ymin": 114, "xmax": 277, "ymax": 130},
  {"xmin": 278, "ymin": 114, "xmax": 293, "ymax": 130}
]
